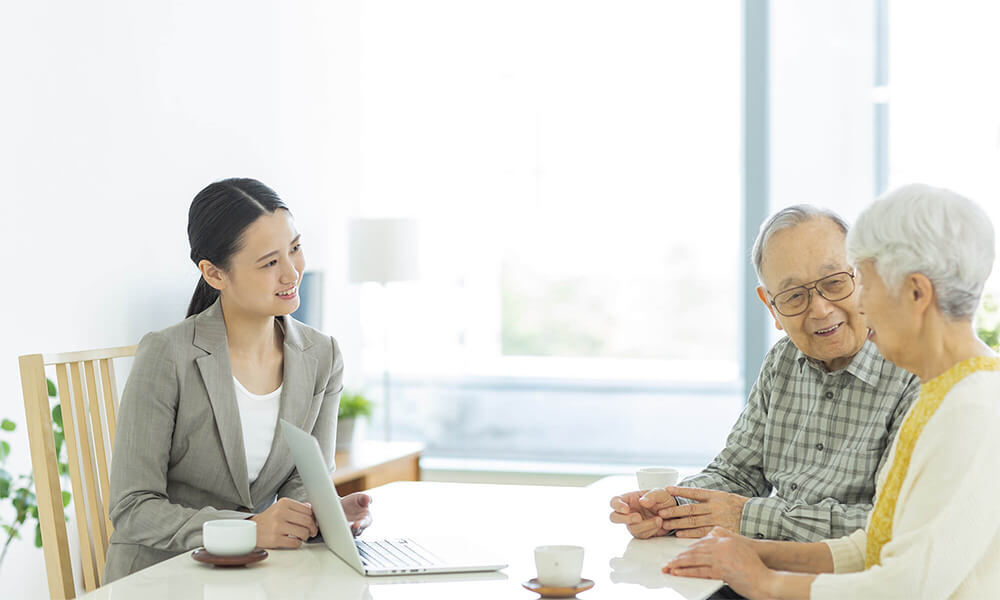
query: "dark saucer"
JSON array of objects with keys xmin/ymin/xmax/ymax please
[
  {"xmin": 522, "ymin": 578, "xmax": 595, "ymax": 598},
  {"xmin": 191, "ymin": 547, "xmax": 268, "ymax": 567}
]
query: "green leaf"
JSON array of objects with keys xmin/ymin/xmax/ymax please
[
  {"xmin": 53, "ymin": 431, "xmax": 64, "ymax": 458},
  {"xmin": 0, "ymin": 440, "xmax": 9, "ymax": 461},
  {"xmin": 0, "ymin": 419, "xmax": 15, "ymax": 432},
  {"xmin": 0, "ymin": 478, "xmax": 9, "ymax": 498},
  {"xmin": 62, "ymin": 491, "xmax": 71, "ymax": 507},
  {"xmin": 51, "ymin": 405, "xmax": 63, "ymax": 429},
  {"xmin": 47, "ymin": 378, "xmax": 57, "ymax": 398},
  {"xmin": 58, "ymin": 463, "xmax": 69, "ymax": 476},
  {"xmin": 34, "ymin": 523, "xmax": 42, "ymax": 548}
]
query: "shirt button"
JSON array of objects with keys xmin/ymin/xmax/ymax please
[
  {"xmin": 815, "ymin": 443, "xmax": 824, "ymax": 451},
  {"xmin": 825, "ymin": 391, "xmax": 834, "ymax": 399},
  {"xmin": 790, "ymin": 483, "xmax": 798, "ymax": 490},
  {"xmin": 755, "ymin": 533, "xmax": 765, "ymax": 539}
]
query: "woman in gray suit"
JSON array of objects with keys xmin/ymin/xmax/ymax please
[{"xmin": 104, "ymin": 178, "xmax": 372, "ymax": 582}]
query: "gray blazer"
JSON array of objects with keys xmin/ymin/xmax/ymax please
[{"xmin": 103, "ymin": 298, "xmax": 343, "ymax": 583}]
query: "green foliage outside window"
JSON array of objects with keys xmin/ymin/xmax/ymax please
[{"xmin": 977, "ymin": 293, "xmax": 1000, "ymax": 351}]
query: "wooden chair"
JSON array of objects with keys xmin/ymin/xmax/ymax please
[{"xmin": 19, "ymin": 346, "xmax": 136, "ymax": 600}]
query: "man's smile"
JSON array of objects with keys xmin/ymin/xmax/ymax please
[{"xmin": 814, "ymin": 322, "xmax": 844, "ymax": 336}]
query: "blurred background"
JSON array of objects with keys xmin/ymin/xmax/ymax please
[{"xmin": 1, "ymin": 0, "xmax": 998, "ymax": 595}]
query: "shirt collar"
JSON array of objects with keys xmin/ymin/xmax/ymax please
[{"xmin": 795, "ymin": 339, "xmax": 883, "ymax": 388}]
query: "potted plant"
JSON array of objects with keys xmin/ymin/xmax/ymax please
[
  {"xmin": 0, "ymin": 378, "xmax": 70, "ymax": 576},
  {"xmin": 336, "ymin": 391, "xmax": 374, "ymax": 451}
]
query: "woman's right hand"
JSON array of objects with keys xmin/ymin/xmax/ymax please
[{"xmin": 249, "ymin": 497, "xmax": 319, "ymax": 548}]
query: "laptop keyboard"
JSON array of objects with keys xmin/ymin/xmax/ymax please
[{"xmin": 356, "ymin": 538, "xmax": 442, "ymax": 570}]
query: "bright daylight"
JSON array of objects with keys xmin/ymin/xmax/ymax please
[{"xmin": 1, "ymin": 1, "xmax": 998, "ymax": 599}]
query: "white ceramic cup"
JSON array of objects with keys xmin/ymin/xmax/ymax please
[
  {"xmin": 636, "ymin": 467, "xmax": 679, "ymax": 490},
  {"xmin": 203, "ymin": 519, "xmax": 257, "ymax": 556},
  {"xmin": 534, "ymin": 545, "xmax": 584, "ymax": 587}
]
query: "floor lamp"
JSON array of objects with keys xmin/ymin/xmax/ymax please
[{"xmin": 348, "ymin": 218, "xmax": 420, "ymax": 441}]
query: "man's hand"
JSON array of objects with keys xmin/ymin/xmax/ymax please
[
  {"xmin": 250, "ymin": 497, "xmax": 319, "ymax": 549},
  {"xmin": 341, "ymin": 492, "xmax": 373, "ymax": 536},
  {"xmin": 609, "ymin": 489, "xmax": 678, "ymax": 539},
  {"xmin": 662, "ymin": 527, "xmax": 775, "ymax": 599},
  {"xmin": 657, "ymin": 487, "xmax": 749, "ymax": 538}
]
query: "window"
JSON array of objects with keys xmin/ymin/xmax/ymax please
[
  {"xmin": 887, "ymin": 0, "xmax": 1000, "ymax": 295},
  {"xmin": 358, "ymin": 0, "xmax": 743, "ymax": 465}
]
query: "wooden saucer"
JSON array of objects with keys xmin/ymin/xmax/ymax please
[
  {"xmin": 522, "ymin": 578, "xmax": 594, "ymax": 598},
  {"xmin": 191, "ymin": 547, "xmax": 268, "ymax": 567}
]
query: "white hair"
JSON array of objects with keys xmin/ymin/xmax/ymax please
[
  {"xmin": 752, "ymin": 205, "xmax": 849, "ymax": 284},
  {"xmin": 846, "ymin": 183, "xmax": 995, "ymax": 319}
]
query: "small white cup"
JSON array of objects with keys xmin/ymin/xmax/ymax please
[
  {"xmin": 636, "ymin": 467, "xmax": 679, "ymax": 491},
  {"xmin": 203, "ymin": 519, "xmax": 257, "ymax": 556},
  {"xmin": 534, "ymin": 545, "xmax": 584, "ymax": 587}
]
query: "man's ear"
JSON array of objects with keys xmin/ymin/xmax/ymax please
[
  {"xmin": 198, "ymin": 259, "xmax": 227, "ymax": 292},
  {"xmin": 756, "ymin": 286, "xmax": 784, "ymax": 331}
]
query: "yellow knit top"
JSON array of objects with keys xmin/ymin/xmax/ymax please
[{"xmin": 865, "ymin": 355, "xmax": 1000, "ymax": 568}]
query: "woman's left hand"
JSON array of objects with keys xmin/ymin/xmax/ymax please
[
  {"xmin": 341, "ymin": 492, "xmax": 373, "ymax": 536},
  {"xmin": 662, "ymin": 527, "xmax": 773, "ymax": 600}
]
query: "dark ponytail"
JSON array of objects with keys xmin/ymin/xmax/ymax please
[{"xmin": 186, "ymin": 178, "xmax": 290, "ymax": 317}]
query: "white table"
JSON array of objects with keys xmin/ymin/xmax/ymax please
[{"xmin": 80, "ymin": 481, "xmax": 723, "ymax": 600}]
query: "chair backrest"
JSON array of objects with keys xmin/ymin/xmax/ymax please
[{"xmin": 19, "ymin": 345, "xmax": 136, "ymax": 600}]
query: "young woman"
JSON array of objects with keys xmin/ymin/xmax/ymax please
[{"xmin": 104, "ymin": 178, "xmax": 372, "ymax": 582}]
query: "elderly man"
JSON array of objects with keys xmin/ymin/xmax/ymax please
[{"xmin": 610, "ymin": 206, "xmax": 919, "ymax": 542}]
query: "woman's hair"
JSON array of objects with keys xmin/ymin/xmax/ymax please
[
  {"xmin": 186, "ymin": 178, "xmax": 290, "ymax": 317},
  {"xmin": 846, "ymin": 183, "xmax": 995, "ymax": 320}
]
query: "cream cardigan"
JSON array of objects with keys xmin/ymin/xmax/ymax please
[{"xmin": 811, "ymin": 370, "xmax": 1000, "ymax": 599}]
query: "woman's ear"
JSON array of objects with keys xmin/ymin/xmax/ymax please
[
  {"xmin": 198, "ymin": 260, "xmax": 227, "ymax": 292},
  {"xmin": 907, "ymin": 273, "xmax": 935, "ymax": 314}
]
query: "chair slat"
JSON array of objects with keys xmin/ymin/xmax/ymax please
[
  {"xmin": 69, "ymin": 362, "xmax": 108, "ymax": 578},
  {"xmin": 22, "ymin": 345, "xmax": 135, "ymax": 598},
  {"xmin": 20, "ymin": 355, "xmax": 75, "ymax": 600},
  {"xmin": 84, "ymin": 360, "xmax": 113, "ymax": 547},
  {"xmin": 57, "ymin": 363, "xmax": 99, "ymax": 593},
  {"xmin": 99, "ymin": 359, "xmax": 118, "ymax": 451}
]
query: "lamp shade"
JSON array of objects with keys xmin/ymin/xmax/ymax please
[{"xmin": 348, "ymin": 218, "xmax": 420, "ymax": 284}]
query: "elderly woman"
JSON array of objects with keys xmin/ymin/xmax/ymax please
[{"xmin": 662, "ymin": 184, "xmax": 1000, "ymax": 599}]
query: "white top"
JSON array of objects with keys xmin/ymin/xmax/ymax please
[
  {"xmin": 812, "ymin": 370, "xmax": 1000, "ymax": 600},
  {"xmin": 233, "ymin": 377, "xmax": 282, "ymax": 483}
]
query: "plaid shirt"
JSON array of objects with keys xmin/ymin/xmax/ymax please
[{"xmin": 679, "ymin": 337, "xmax": 919, "ymax": 542}]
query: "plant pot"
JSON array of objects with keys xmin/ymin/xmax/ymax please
[{"xmin": 336, "ymin": 417, "xmax": 359, "ymax": 451}]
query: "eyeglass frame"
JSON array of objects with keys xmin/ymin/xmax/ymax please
[{"xmin": 765, "ymin": 271, "xmax": 857, "ymax": 317}]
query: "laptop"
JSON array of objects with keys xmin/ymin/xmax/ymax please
[{"xmin": 280, "ymin": 419, "xmax": 508, "ymax": 576}]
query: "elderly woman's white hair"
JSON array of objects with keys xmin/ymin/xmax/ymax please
[{"xmin": 846, "ymin": 183, "xmax": 995, "ymax": 319}]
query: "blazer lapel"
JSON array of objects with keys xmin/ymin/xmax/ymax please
[
  {"xmin": 193, "ymin": 299, "xmax": 253, "ymax": 509},
  {"xmin": 251, "ymin": 316, "xmax": 318, "ymax": 500}
]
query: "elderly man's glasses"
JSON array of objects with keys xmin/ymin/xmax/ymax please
[{"xmin": 768, "ymin": 272, "xmax": 856, "ymax": 317}]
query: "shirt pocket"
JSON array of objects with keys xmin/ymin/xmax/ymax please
[{"xmin": 821, "ymin": 446, "xmax": 882, "ymax": 501}]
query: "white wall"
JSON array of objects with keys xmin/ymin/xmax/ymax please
[{"xmin": 0, "ymin": 1, "xmax": 362, "ymax": 595}]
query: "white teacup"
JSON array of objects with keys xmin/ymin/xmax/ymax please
[
  {"xmin": 636, "ymin": 467, "xmax": 679, "ymax": 491},
  {"xmin": 203, "ymin": 519, "xmax": 257, "ymax": 556},
  {"xmin": 534, "ymin": 545, "xmax": 584, "ymax": 587}
]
